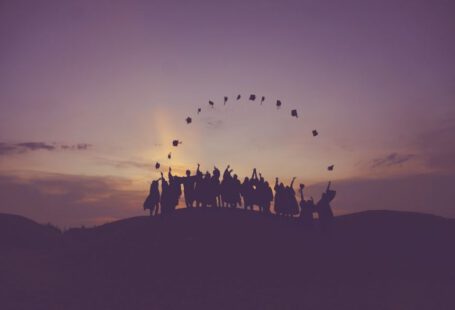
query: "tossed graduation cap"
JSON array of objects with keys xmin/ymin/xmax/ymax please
[
  {"xmin": 155, "ymin": 162, "xmax": 160, "ymax": 169},
  {"xmin": 291, "ymin": 109, "xmax": 298, "ymax": 118},
  {"xmin": 224, "ymin": 96, "xmax": 228, "ymax": 105},
  {"xmin": 186, "ymin": 117, "xmax": 192, "ymax": 124},
  {"xmin": 312, "ymin": 130, "xmax": 319, "ymax": 137},
  {"xmin": 168, "ymin": 152, "xmax": 171, "ymax": 159},
  {"xmin": 172, "ymin": 140, "xmax": 181, "ymax": 147},
  {"xmin": 249, "ymin": 94, "xmax": 256, "ymax": 101},
  {"xmin": 197, "ymin": 108, "xmax": 201, "ymax": 114},
  {"xmin": 276, "ymin": 100, "xmax": 282, "ymax": 108},
  {"xmin": 236, "ymin": 94, "xmax": 241, "ymax": 100},
  {"xmin": 209, "ymin": 100, "xmax": 214, "ymax": 107},
  {"xmin": 328, "ymin": 165, "xmax": 334, "ymax": 171},
  {"xmin": 260, "ymin": 96, "xmax": 265, "ymax": 104}
]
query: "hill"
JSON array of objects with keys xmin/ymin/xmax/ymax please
[{"xmin": 1, "ymin": 208, "xmax": 455, "ymax": 310}]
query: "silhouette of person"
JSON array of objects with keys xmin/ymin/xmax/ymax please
[
  {"xmin": 143, "ymin": 180, "xmax": 160, "ymax": 216},
  {"xmin": 287, "ymin": 177, "xmax": 299, "ymax": 216},
  {"xmin": 200, "ymin": 171, "xmax": 212, "ymax": 207},
  {"xmin": 178, "ymin": 164, "xmax": 199, "ymax": 208},
  {"xmin": 168, "ymin": 167, "xmax": 181, "ymax": 212},
  {"xmin": 241, "ymin": 176, "xmax": 253, "ymax": 210},
  {"xmin": 211, "ymin": 166, "xmax": 221, "ymax": 207},
  {"xmin": 299, "ymin": 184, "xmax": 314, "ymax": 226},
  {"xmin": 160, "ymin": 172, "xmax": 171, "ymax": 215},
  {"xmin": 233, "ymin": 174, "xmax": 242, "ymax": 208},
  {"xmin": 316, "ymin": 181, "xmax": 336, "ymax": 230},
  {"xmin": 221, "ymin": 165, "xmax": 236, "ymax": 208},
  {"xmin": 194, "ymin": 164, "xmax": 204, "ymax": 207},
  {"xmin": 274, "ymin": 177, "xmax": 285, "ymax": 216},
  {"xmin": 261, "ymin": 180, "xmax": 273, "ymax": 214}
]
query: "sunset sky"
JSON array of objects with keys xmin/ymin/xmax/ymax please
[{"xmin": 1, "ymin": 0, "xmax": 454, "ymax": 227}]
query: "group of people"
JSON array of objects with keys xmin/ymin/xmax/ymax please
[{"xmin": 143, "ymin": 165, "xmax": 336, "ymax": 226}]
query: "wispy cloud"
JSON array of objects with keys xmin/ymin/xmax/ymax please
[
  {"xmin": 0, "ymin": 142, "xmax": 92, "ymax": 156},
  {"xmin": 371, "ymin": 153, "xmax": 415, "ymax": 168},
  {"xmin": 0, "ymin": 172, "xmax": 144, "ymax": 227}
]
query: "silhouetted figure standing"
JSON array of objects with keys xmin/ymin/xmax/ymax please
[
  {"xmin": 250, "ymin": 169, "xmax": 259, "ymax": 211},
  {"xmin": 194, "ymin": 164, "xmax": 204, "ymax": 207},
  {"xmin": 167, "ymin": 168, "xmax": 181, "ymax": 212},
  {"xmin": 316, "ymin": 181, "xmax": 336, "ymax": 231},
  {"xmin": 241, "ymin": 176, "xmax": 253, "ymax": 210},
  {"xmin": 274, "ymin": 177, "xmax": 285, "ymax": 216},
  {"xmin": 287, "ymin": 177, "xmax": 299, "ymax": 216},
  {"xmin": 211, "ymin": 166, "xmax": 221, "ymax": 207},
  {"xmin": 261, "ymin": 180, "xmax": 273, "ymax": 214},
  {"xmin": 160, "ymin": 172, "xmax": 171, "ymax": 215},
  {"xmin": 201, "ymin": 171, "xmax": 212, "ymax": 207},
  {"xmin": 233, "ymin": 174, "xmax": 242, "ymax": 208},
  {"xmin": 221, "ymin": 165, "xmax": 237, "ymax": 208},
  {"xmin": 143, "ymin": 180, "xmax": 160, "ymax": 216},
  {"xmin": 299, "ymin": 184, "xmax": 314, "ymax": 226},
  {"xmin": 179, "ymin": 164, "xmax": 199, "ymax": 208}
]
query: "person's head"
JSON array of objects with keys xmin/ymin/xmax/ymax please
[
  {"xmin": 233, "ymin": 174, "xmax": 238, "ymax": 180},
  {"xmin": 244, "ymin": 177, "xmax": 249, "ymax": 182},
  {"xmin": 260, "ymin": 177, "xmax": 264, "ymax": 183},
  {"xmin": 279, "ymin": 182, "xmax": 284, "ymax": 188},
  {"xmin": 264, "ymin": 181, "xmax": 269, "ymax": 187},
  {"xmin": 186, "ymin": 169, "xmax": 191, "ymax": 177}
]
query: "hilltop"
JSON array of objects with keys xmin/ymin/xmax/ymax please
[{"xmin": 1, "ymin": 208, "xmax": 454, "ymax": 310}]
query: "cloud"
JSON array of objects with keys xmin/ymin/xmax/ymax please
[
  {"xmin": 371, "ymin": 153, "xmax": 415, "ymax": 168},
  {"xmin": 0, "ymin": 172, "xmax": 145, "ymax": 228},
  {"xmin": 0, "ymin": 142, "xmax": 92, "ymax": 156}
]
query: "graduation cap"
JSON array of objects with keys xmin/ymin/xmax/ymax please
[
  {"xmin": 291, "ymin": 109, "xmax": 298, "ymax": 118},
  {"xmin": 224, "ymin": 96, "xmax": 228, "ymax": 105},
  {"xmin": 155, "ymin": 162, "xmax": 160, "ymax": 169},
  {"xmin": 276, "ymin": 100, "xmax": 282, "ymax": 108},
  {"xmin": 168, "ymin": 152, "xmax": 171, "ymax": 159},
  {"xmin": 186, "ymin": 117, "xmax": 192, "ymax": 124},
  {"xmin": 209, "ymin": 100, "xmax": 214, "ymax": 107},
  {"xmin": 312, "ymin": 130, "xmax": 318, "ymax": 137},
  {"xmin": 327, "ymin": 165, "xmax": 334, "ymax": 171},
  {"xmin": 172, "ymin": 140, "xmax": 181, "ymax": 147},
  {"xmin": 260, "ymin": 96, "xmax": 265, "ymax": 104},
  {"xmin": 249, "ymin": 94, "xmax": 256, "ymax": 101},
  {"xmin": 197, "ymin": 108, "xmax": 201, "ymax": 114}
]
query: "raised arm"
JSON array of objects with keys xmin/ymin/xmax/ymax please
[
  {"xmin": 168, "ymin": 167, "xmax": 173, "ymax": 181},
  {"xmin": 251, "ymin": 168, "xmax": 258, "ymax": 180},
  {"xmin": 326, "ymin": 181, "xmax": 331, "ymax": 192},
  {"xmin": 299, "ymin": 184, "xmax": 305, "ymax": 201},
  {"xmin": 290, "ymin": 177, "xmax": 296, "ymax": 188}
]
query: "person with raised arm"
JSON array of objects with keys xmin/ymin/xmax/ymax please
[
  {"xmin": 299, "ymin": 184, "xmax": 315, "ymax": 226},
  {"xmin": 316, "ymin": 181, "xmax": 336, "ymax": 230},
  {"xmin": 286, "ymin": 177, "xmax": 299, "ymax": 216},
  {"xmin": 178, "ymin": 164, "xmax": 199, "ymax": 208},
  {"xmin": 167, "ymin": 167, "xmax": 181, "ymax": 212}
]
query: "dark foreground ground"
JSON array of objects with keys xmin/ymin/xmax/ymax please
[{"xmin": 1, "ymin": 208, "xmax": 455, "ymax": 310}]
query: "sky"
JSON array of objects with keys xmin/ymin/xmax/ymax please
[{"xmin": 1, "ymin": 0, "xmax": 454, "ymax": 227}]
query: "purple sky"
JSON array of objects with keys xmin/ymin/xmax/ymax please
[{"xmin": 1, "ymin": 0, "xmax": 454, "ymax": 227}]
